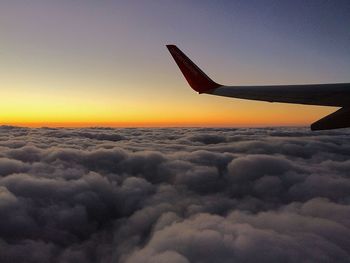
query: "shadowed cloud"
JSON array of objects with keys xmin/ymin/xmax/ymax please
[{"xmin": 0, "ymin": 126, "xmax": 349, "ymax": 262}]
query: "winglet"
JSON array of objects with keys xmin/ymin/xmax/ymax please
[{"xmin": 166, "ymin": 45, "xmax": 221, "ymax": 93}]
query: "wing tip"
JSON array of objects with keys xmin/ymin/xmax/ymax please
[{"xmin": 166, "ymin": 45, "xmax": 220, "ymax": 93}]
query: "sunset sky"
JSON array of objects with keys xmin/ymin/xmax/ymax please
[{"xmin": 1, "ymin": 0, "xmax": 349, "ymax": 127}]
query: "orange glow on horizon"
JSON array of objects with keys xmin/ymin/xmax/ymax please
[
  {"xmin": 1, "ymin": 117, "xmax": 314, "ymax": 128},
  {"xmin": 0, "ymin": 74, "xmax": 336, "ymax": 128},
  {"xmin": 0, "ymin": 101, "xmax": 335, "ymax": 128}
]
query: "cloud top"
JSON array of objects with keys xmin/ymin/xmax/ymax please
[{"xmin": 0, "ymin": 126, "xmax": 349, "ymax": 262}]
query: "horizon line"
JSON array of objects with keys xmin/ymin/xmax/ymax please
[{"xmin": 0, "ymin": 122, "xmax": 308, "ymax": 129}]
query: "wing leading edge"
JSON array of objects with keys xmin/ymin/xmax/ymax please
[{"xmin": 166, "ymin": 45, "xmax": 350, "ymax": 130}]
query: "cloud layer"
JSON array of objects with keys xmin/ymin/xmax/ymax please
[{"xmin": 0, "ymin": 126, "xmax": 349, "ymax": 262}]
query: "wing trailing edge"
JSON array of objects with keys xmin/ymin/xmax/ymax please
[{"xmin": 311, "ymin": 108, "xmax": 350, "ymax": 131}]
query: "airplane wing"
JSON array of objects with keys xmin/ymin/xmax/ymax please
[{"xmin": 166, "ymin": 44, "xmax": 350, "ymax": 130}]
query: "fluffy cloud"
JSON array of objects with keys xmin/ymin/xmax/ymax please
[{"xmin": 0, "ymin": 126, "xmax": 349, "ymax": 262}]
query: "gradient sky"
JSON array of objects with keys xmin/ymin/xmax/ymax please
[{"xmin": 1, "ymin": 0, "xmax": 350, "ymax": 127}]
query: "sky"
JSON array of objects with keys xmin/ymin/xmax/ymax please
[{"xmin": 0, "ymin": 0, "xmax": 350, "ymax": 127}]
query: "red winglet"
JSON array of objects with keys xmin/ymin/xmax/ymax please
[{"xmin": 166, "ymin": 45, "xmax": 221, "ymax": 93}]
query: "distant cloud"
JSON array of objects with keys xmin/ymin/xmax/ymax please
[{"xmin": 0, "ymin": 126, "xmax": 349, "ymax": 262}]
